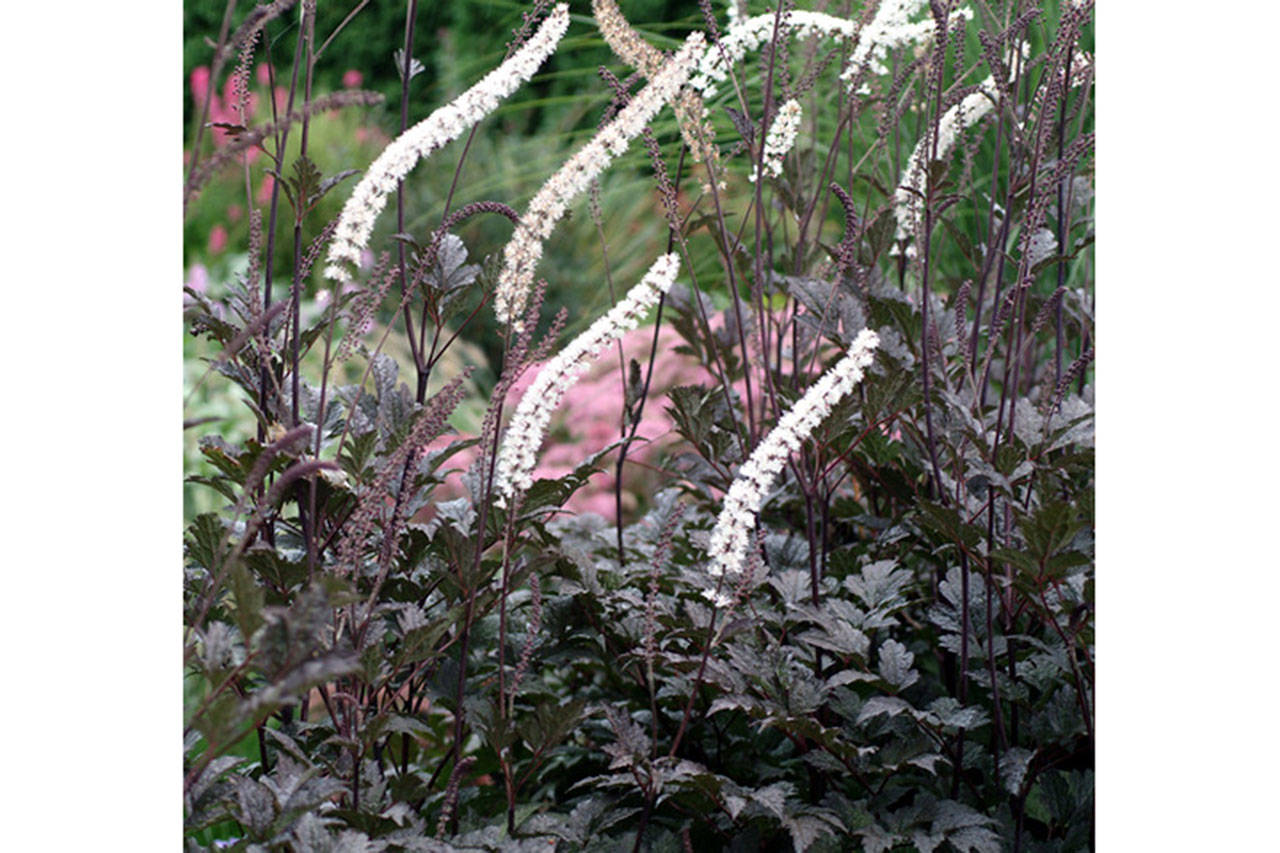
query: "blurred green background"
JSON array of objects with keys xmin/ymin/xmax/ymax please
[{"xmin": 184, "ymin": 0, "xmax": 700, "ymax": 131}]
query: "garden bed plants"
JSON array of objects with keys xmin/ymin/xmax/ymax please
[{"xmin": 183, "ymin": 1, "xmax": 1094, "ymax": 849}]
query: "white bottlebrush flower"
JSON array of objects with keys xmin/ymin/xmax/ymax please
[
  {"xmin": 322, "ymin": 5, "xmax": 570, "ymax": 285},
  {"xmin": 493, "ymin": 254, "xmax": 681, "ymax": 505},
  {"xmin": 689, "ymin": 5, "xmax": 972, "ymax": 100},
  {"xmin": 892, "ymin": 49, "xmax": 1089, "ymax": 257},
  {"xmin": 701, "ymin": 587, "xmax": 734, "ymax": 609},
  {"xmin": 838, "ymin": 0, "xmax": 975, "ymax": 92},
  {"xmin": 493, "ymin": 33, "xmax": 706, "ymax": 328},
  {"xmin": 891, "ymin": 76, "xmax": 998, "ymax": 257},
  {"xmin": 749, "ymin": 98, "xmax": 802, "ymax": 183},
  {"xmin": 706, "ymin": 329, "xmax": 880, "ymax": 582},
  {"xmin": 690, "ymin": 11, "xmax": 856, "ymax": 99},
  {"xmin": 725, "ymin": 0, "xmax": 746, "ymax": 29}
]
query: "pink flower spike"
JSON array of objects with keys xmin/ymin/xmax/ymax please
[
  {"xmin": 256, "ymin": 62, "xmax": 272, "ymax": 87},
  {"xmin": 342, "ymin": 69, "xmax": 364, "ymax": 89}
]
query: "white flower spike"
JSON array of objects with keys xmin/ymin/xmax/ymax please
[
  {"xmin": 839, "ymin": 0, "xmax": 974, "ymax": 93},
  {"xmin": 323, "ymin": 5, "xmax": 570, "ymax": 286},
  {"xmin": 750, "ymin": 98, "xmax": 802, "ymax": 183},
  {"xmin": 689, "ymin": 4, "xmax": 973, "ymax": 100},
  {"xmin": 892, "ymin": 50, "xmax": 1090, "ymax": 257},
  {"xmin": 706, "ymin": 329, "xmax": 880, "ymax": 583},
  {"xmin": 892, "ymin": 75, "xmax": 999, "ymax": 257},
  {"xmin": 493, "ymin": 253, "xmax": 682, "ymax": 505},
  {"xmin": 493, "ymin": 33, "xmax": 706, "ymax": 328}
]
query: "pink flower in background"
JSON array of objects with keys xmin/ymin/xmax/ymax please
[
  {"xmin": 207, "ymin": 224, "xmax": 229, "ymax": 254},
  {"xmin": 185, "ymin": 263, "xmax": 209, "ymax": 295},
  {"xmin": 221, "ymin": 75, "xmax": 240, "ymax": 111},
  {"xmin": 189, "ymin": 64, "xmax": 261, "ymax": 147},
  {"xmin": 227, "ymin": 204, "xmax": 243, "ymax": 223},
  {"xmin": 256, "ymin": 62, "xmax": 272, "ymax": 87},
  {"xmin": 190, "ymin": 70, "xmax": 229, "ymax": 146},
  {"xmin": 342, "ymin": 69, "xmax": 364, "ymax": 89},
  {"xmin": 257, "ymin": 173, "xmax": 275, "ymax": 204},
  {"xmin": 421, "ymin": 323, "xmax": 744, "ymax": 521},
  {"xmin": 190, "ymin": 66, "xmax": 212, "ymax": 107}
]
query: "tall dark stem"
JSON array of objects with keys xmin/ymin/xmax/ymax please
[
  {"xmin": 260, "ymin": 12, "xmax": 306, "ymax": 439},
  {"xmin": 749, "ymin": 4, "xmax": 791, "ymax": 430},
  {"xmin": 397, "ymin": 0, "xmax": 426, "ymax": 391},
  {"xmin": 185, "ymin": 1, "xmax": 238, "ymax": 201},
  {"xmin": 1054, "ymin": 44, "xmax": 1074, "ymax": 386},
  {"xmin": 289, "ymin": 4, "xmax": 315, "ymax": 428},
  {"xmin": 614, "ymin": 144, "xmax": 688, "ymax": 567},
  {"xmin": 288, "ymin": 2, "xmax": 318, "ymax": 634}
]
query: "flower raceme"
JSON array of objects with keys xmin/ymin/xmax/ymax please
[
  {"xmin": 891, "ymin": 51, "xmax": 1092, "ymax": 256},
  {"xmin": 493, "ymin": 32, "xmax": 706, "ymax": 329},
  {"xmin": 592, "ymin": 0, "xmax": 720, "ymax": 169},
  {"xmin": 493, "ymin": 253, "xmax": 682, "ymax": 506},
  {"xmin": 689, "ymin": 11, "xmax": 856, "ymax": 99},
  {"xmin": 706, "ymin": 329, "xmax": 880, "ymax": 584},
  {"xmin": 749, "ymin": 98, "xmax": 802, "ymax": 183},
  {"xmin": 321, "ymin": 4, "xmax": 570, "ymax": 286},
  {"xmin": 838, "ymin": 0, "xmax": 975, "ymax": 92},
  {"xmin": 688, "ymin": 3, "xmax": 973, "ymax": 100},
  {"xmin": 892, "ymin": 75, "xmax": 999, "ymax": 257}
]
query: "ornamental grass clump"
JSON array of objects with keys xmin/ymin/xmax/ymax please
[{"xmin": 184, "ymin": 2, "xmax": 1094, "ymax": 850}]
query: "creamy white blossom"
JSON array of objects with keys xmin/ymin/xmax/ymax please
[
  {"xmin": 701, "ymin": 588, "xmax": 734, "ymax": 609},
  {"xmin": 494, "ymin": 33, "xmax": 706, "ymax": 327},
  {"xmin": 690, "ymin": 11, "xmax": 856, "ymax": 99},
  {"xmin": 838, "ymin": 0, "xmax": 974, "ymax": 93},
  {"xmin": 493, "ymin": 254, "xmax": 681, "ymax": 505},
  {"xmin": 725, "ymin": 0, "xmax": 746, "ymax": 29},
  {"xmin": 689, "ymin": 5, "xmax": 972, "ymax": 100},
  {"xmin": 706, "ymin": 329, "xmax": 879, "ymax": 582},
  {"xmin": 322, "ymin": 5, "xmax": 570, "ymax": 285},
  {"xmin": 892, "ymin": 50, "xmax": 1090, "ymax": 257},
  {"xmin": 749, "ymin": 98, "xmax": 802, "ymax": 183},
  {"xmin": 892, "ymin": 75, "xmax": 998, "ymax": 257}
]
